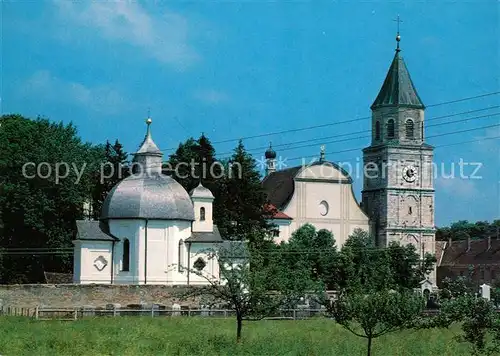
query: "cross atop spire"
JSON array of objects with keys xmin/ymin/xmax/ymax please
[
  {"xmin": 319, "ymin": 145, "xmax": 325, "ymax": 162},
  {"xmin": 136, "ymin": 113, "xmax": 161, "ymax": 155},
  {"xmin": 393, "ymin": 15, "xmax": 402, "ymax": 52}
]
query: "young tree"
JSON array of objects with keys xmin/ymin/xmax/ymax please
[
  {"xmin": 326, "ymin": 290, "xmax": 425, "ymax": 356},
  {"xmin": 434, "ymin": 295, "xmax": 500, "ymax": 355},
  {"xmin": 181, "ymin": 241, "xmax": 282, "ymax": 343}
]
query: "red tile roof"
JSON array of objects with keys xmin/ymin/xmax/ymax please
[{"xmin": 264, "ymin": 203, "xmax": 293, "ymax": 220}]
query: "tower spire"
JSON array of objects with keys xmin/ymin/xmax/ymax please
[{"xmin": 134, "ymin": 113, "xmax": 162, "ymax": 175}]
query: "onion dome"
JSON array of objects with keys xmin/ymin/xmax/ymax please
[
  {"xmin": 265, "ymin": 142, "xmax": 277, "ymax": 159},
  {"xmin": 101, "ymin": 117, "xmax": 194, "ymax": 221}
]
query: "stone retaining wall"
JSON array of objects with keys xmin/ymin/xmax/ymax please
[{"xmin": 0, "ymin": 284, "xmax": 203, "ymax": 308}]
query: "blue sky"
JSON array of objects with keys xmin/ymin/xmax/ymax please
[{"xmin": 1, "ymin": 1, "xmax": 499, "ymax": 227}]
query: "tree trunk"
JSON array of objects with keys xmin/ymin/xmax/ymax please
[
  {"xmin": 236, "ymin": 314, "xmax": 243, "ymax": 343},
  {"xmin": 367, "ymin": 337, "xmax": 372, "ymax": 356}
]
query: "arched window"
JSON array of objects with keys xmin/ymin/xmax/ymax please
[
  {"xmin": 200, "ymin": 207, "xmax": 206, "ymax": 221},
  {"xmin": 178, "ymin": 240, "xmax": 184, "ymax": 272},
  {"xmin": 375, "ymin": 121, "xmax": 381, "ymax": 140},
  {"xmin": 387, "ymin": 119, "xmax": 395, "ymax": 138},
  {"xmin": 405, "ymin": 119, "xmax": 414, "ymax": 138},
  {"xmin": 122, "ymin": 239, "xmax": 130, "ymax": 272}
]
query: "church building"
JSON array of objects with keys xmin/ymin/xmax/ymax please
[
  {"xmin": 73, "ymin": 119, "xmax": 223, "ymax": 285},
  {"xmin": 262, "ymin": 146, "xmax": 370, "ymax": 246},
  {"xmin": 264, "ymin": 33, "xmax": 436, "ymax": 284}
]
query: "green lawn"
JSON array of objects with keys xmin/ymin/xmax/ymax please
[{"xmin": 0, "ymin": 316, "xmax": 469, "ymax": 356}]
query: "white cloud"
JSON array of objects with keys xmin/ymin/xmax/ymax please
[
  {"xmin": 53, "ymin": 1, "xmax": 198, "ymax": 69},
  {"xmin": 25, "ymin": 70, "xmax": 126, "ymax": 114},
  {"xmin": 193, "ymin": 89, "xmax": 229, "ymax": 104}
]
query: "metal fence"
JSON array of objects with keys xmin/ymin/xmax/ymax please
[{"xmin": 0, "ymin": 306, "xmax": 328, "ymax": 321}]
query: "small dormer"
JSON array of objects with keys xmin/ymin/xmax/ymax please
[{"xmin": 190, "ymin": 182, "xmax": 214, "ymax": 232}]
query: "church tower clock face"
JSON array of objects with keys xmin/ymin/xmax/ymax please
[{"xmin": 402, "ymin": 165, "xmax": 417, "ymax": 182}]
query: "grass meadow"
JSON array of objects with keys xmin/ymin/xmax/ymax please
[{"xmin": 0, "ymin": 316, "xmax": 470, "ymax": 355}]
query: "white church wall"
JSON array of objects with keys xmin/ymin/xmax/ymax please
[
  {"xmin": 280, "ymin": 164, "xmax": 370, "ymax": 247},
  {"xmin": 109, "ymin": 219, "xmax": 196, "ymax": 285},
  {"xmin": 75, "ymin": 240, "xmax": 113, "ymax": 284},
  {"xmin": 144, "ymin": 220, "xmax": 170, "ymax": 284},
  {"xmin": 165, "ymin": 222, "xmax": 192, "ymax": 285},
  {"xmin": 187, "ymin": 243, "xmax": 220, "ymax": 285},
  {"xmin": 109, "ymin": 219, "xmax": 143, "ymax": 284}
]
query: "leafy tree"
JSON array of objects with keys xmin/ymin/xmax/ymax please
[
  {"xmin": 335, "ymin": 229, "xmax": 436, "ymax": 293},
  {"xmin": 180, "ymin": 241, "xmax": 282, "ymax": 343},
  {"xmin": 337, "ymin": 229, "xmax": 392, "ymax": 293},
  {"xmin": 436, "ymin": 220, "xmax": 500, "ymax": 241},
  {"xmin": 438, "ymin": 276, "xmax": 476, "ymax": 300},
  {"xmin": 386, "ymin": 242, "xmax": 436, "ymax": 291},
  {"xmin": 268, "ymin": 226, "xmax": 331, "ymax": 307},
  {"xmin": 491, "ymin": 279, "xmax": 500, "ymax": 307},
  {"xmin": 325, "ymin": 290, "xmax": 425, "ymax": 356},
  {"xmin": 277, "ymin": 224, "xmax": 339, "ymax": 292},
  {"xmin": 90, "ymin": 140, "xmax": 129, "ymax": 220},
  {"xmin": 0, "ymin": 114, "xmax": 102, "ymax": 283},
  {"xmin": 433, "ymin": 295, "xmax": 500, "ymax": 355}
]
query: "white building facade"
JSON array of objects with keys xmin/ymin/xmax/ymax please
[
  {"xmin": 263, "ymin": 145, "xmax": 371, "ymax": 247},
  {"xmin": 73, "ymin": 120, "xmax": 222, "ymax": 285}
]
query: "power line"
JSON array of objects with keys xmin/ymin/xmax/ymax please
[
  {"xmin": 219, "ymin": 106, "xmax": 500, "ymax": 156},
  {"xmin": 217, "ymin": 111, "xmax": 500, "ymax": 159},
  {"xmin": 284, "ymin": 123, "xmax": 500, "ymax": 162},
  {"xmin": 161, "ymin": 91, "xmax": 500, "ymax": 152}
]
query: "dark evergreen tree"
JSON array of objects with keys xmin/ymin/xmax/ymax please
[
  {"xmin": 220, "ymin": 140, "xmax": 273, "ymax": 242},
  {"xmin": 167, "ymin": 137, "xmax": 200, "ymax": 191},
  {"xmin": 90, "ymin": 139, "xmax": 129, "ymax": 220}
]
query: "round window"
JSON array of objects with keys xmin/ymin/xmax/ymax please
[{"xmin": 319, "ymin": 201, "xmax": 329, "ymax": 216}]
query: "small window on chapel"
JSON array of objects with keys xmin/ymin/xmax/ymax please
[
  {"xmin": 405, "ymin": 119, "xmax": 414, "ymax": 139},
  {"xmin": 200, "ymin": 207, "xmax": 206, "ymax": 221},
  {"xmin": 408, "ymin": 206, "xmax": 412, "ymax": 215},
  {"xmin": 375, "ymin": 121, "xmax": 381, "ymax": 140},
  {"xmin": 387, "ymin": 119, "xmax": 395, "ymax": 138},
  {"xmin": 122, "ymin": 239, "xmax": 130, "ymax": 272}
]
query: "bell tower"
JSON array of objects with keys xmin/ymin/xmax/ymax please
[{"xmin": 361, "ymin": 28, "xmax": 436, "ymax": 283}]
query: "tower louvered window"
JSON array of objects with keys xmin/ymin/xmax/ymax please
[
  {"xmin": 405, "ymin": 119, "xmax": 414, "ymax": 139},
  {"xmin": 387, "ymin": 119, "xmax": 395, "ymax": 138}
]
